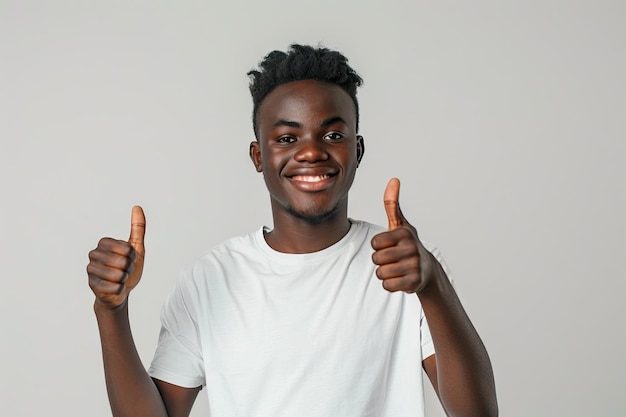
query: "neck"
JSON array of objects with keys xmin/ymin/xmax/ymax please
[{"xmin": 265, "ymin": 207, "xmax": 352, "ymax": 254}]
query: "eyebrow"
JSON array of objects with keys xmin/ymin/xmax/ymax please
[
  {"xmin": 273, "ymin": 120, "xmax": 301, "ymax": 128},
  {"xmin": 320, "ymin": 116, "xmax": 346, "ymax": 127},
  {"xmin": 272, "ymin": 116, "xmax": 347, "ymax": 129}
]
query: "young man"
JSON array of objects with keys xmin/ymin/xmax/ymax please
[{"xmin": 87, "ymin": 44, "xmax": 497, "ymax": 417}]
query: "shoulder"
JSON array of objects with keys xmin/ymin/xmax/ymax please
[
  {"xmin": 200, "ymin": 228, "xmax": 262, "ymax": 262},
  {"xmin": 348, "ymin": 218, "xmax": 385, "ymax": 239},
  {"xmin": 177, "ymin": 227, "xmax": 264, "ymax": 283}
]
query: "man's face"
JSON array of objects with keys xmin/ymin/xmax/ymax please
[{"xmin": 250, "ymin": 80, "xmax": 364, "ymax": 224}]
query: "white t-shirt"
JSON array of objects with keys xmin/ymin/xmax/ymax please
[{"xmin": 149, "ymin": 220, "xmax": 450, "ymax": 417}]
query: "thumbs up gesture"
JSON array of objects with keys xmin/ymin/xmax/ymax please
[
  {"xmin": 87, "ymin": 206, "xmax": 146, "ymax": 310},
  {"xmin": 371, "ymin": 179, "xmax": 439, "ymax": 294}
]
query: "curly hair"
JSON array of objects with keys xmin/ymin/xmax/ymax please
[{"xmin": 248, "ymin": 44, "xmax": 363, "ymax": 137}]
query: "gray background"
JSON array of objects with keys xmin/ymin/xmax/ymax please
[{"xmin": 1, "ymin": 1, "xmax": 624, "ymax": 416}]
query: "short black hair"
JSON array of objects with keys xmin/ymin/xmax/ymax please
[{"xmin": 248, "ymin": 44, "xmax": 363, "ymax": 137}]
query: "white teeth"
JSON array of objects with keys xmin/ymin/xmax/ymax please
[{"xmin": 292, "ymin": 175, "xmax": 329, "ymax": 182}]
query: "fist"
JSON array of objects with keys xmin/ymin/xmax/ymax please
[
  {"xmin": 371, "ymin": 178, "xmax": 439, "ymax": 293},
  {"xmin": 87, "ymin": 206, "xmax": 146, "ymax": 309}
]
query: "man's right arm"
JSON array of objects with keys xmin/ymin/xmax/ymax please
[{"xmin": 87, "ymin": 207, "xmax": 200, "ymax": 417}]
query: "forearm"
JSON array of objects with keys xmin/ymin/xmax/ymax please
[
  {"xmin": 419, "ymin": 266, "xmax": 498, "ymax": 417},
  {"xmin": 95, "ymin": 299, "xmax": 168, "ymax": 417}
]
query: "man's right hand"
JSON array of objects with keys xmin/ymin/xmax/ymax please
[{"xmin": 87, "ymin": 206, "xmax": 146, "ymax": 310}]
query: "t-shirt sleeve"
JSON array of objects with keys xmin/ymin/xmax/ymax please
[
  {"xmin": 148, "ymin": 275, "xmax": 205, "ymax": 388},
  {"xmin": 419, "ymin": 243, "xmax": 454, "ymax": 361}
]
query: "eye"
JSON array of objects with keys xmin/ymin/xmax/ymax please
[
  {"xmin": 324, "ymin": 132, "xmax": 344, "ymax": 142},
  {"xmin": 277, "ymin": 136, "xmax": 296, "ymax": 144}
]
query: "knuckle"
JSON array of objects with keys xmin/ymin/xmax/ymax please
[
  {"xmin": 114, "ymin": 241, "xmax": 131, "ymax": 254},
  {"xmin": 98, "ymin": 237, "xmax": 113, "ymax": 247},
  {"xmin": 371, "ymin": 252, "xmax": 380, "ymax": 265},
  {"xmin": 86, "ymin": 263, "xmax": 104, "ymax": 279},
  {"xmin": 375, "ymin": 267, "xmax": 384, "ymax": 280},
  {"xmin": 87, "ymin": 276, "xmax": 98, "ymax": 291},
  {"xmin": 109, "ymin": 269, "xmax": 126, "ymax": 283},
  {"xmin": 116, "ymin": 255, "xmax": 132, "ymax": 271},
  {"xmin": 89, "ymin": 276, "xmax": 108, "ymax": 293},
  {"xmin": 382, "ymin": 280, "xmax": 398, "ymax": 292}
]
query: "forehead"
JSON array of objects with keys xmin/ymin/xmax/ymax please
[{"xmin": 257, "ymin": 80, "xmax": 356, "ymax": 130}]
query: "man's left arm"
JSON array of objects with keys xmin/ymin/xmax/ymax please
[{"xmin": 371, "ymin": 178, "xmax": 498, "ymax": 417}]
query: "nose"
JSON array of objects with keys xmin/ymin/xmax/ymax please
[{"xmin": 294, "ymin": 138, "xmax": 329, "ymax": 163}]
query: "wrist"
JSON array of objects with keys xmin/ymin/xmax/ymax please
[
  {"xmin": 94, "ymin": 296, "xmax": 129, "ymax": 316},
  {"xmin": 417, "ymin": 261, "xmax": 453, "ymax": 302}
]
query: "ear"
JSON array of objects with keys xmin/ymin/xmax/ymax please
[
  {"xmin": 356, "ymin": 135, "xmax": 365, "ymax": 166},
  {"xmin": 249, "ymin": 141, "xmax": 263, "ymax": 172}
]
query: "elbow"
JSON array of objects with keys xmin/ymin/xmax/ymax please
[
  {"xmin": 441, "ymin": 392, "xmax": 498, "ymax": 417},
  {"xmin": 467, "ymin": 399, "xmax": 499, "ymax": 417}
]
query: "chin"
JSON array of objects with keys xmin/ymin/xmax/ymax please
[{"xmin": 287, "ymin": 204, "xmax": 340, "ymax": 225}]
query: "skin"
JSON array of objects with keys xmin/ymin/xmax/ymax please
[
  {"xmin": 88, "ymin": 207, "xmax": 200, "ymax": 417},
  {"xmin": 87, "ymin": 79, "xmax": 497, "ymax": 417},
  {"xmin": 249, "ymin": 80, "xmax": 364, "ymax": 253},
  {"xmin": 373, "ymin": 178, "xmax": 498, "ymax": 416}
]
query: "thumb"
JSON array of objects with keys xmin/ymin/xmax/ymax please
[
  {"xmin": 129, "ymin": 205, "xmax": 146, "ymax": 256},
  {"xmin": 384, "ymin": 178, "xmax": 407, "ymax": 230}
]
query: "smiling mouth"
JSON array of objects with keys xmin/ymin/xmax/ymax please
[{"xmin": 291, "ymin": 174, "xmax": 332, "ymax": 183}]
